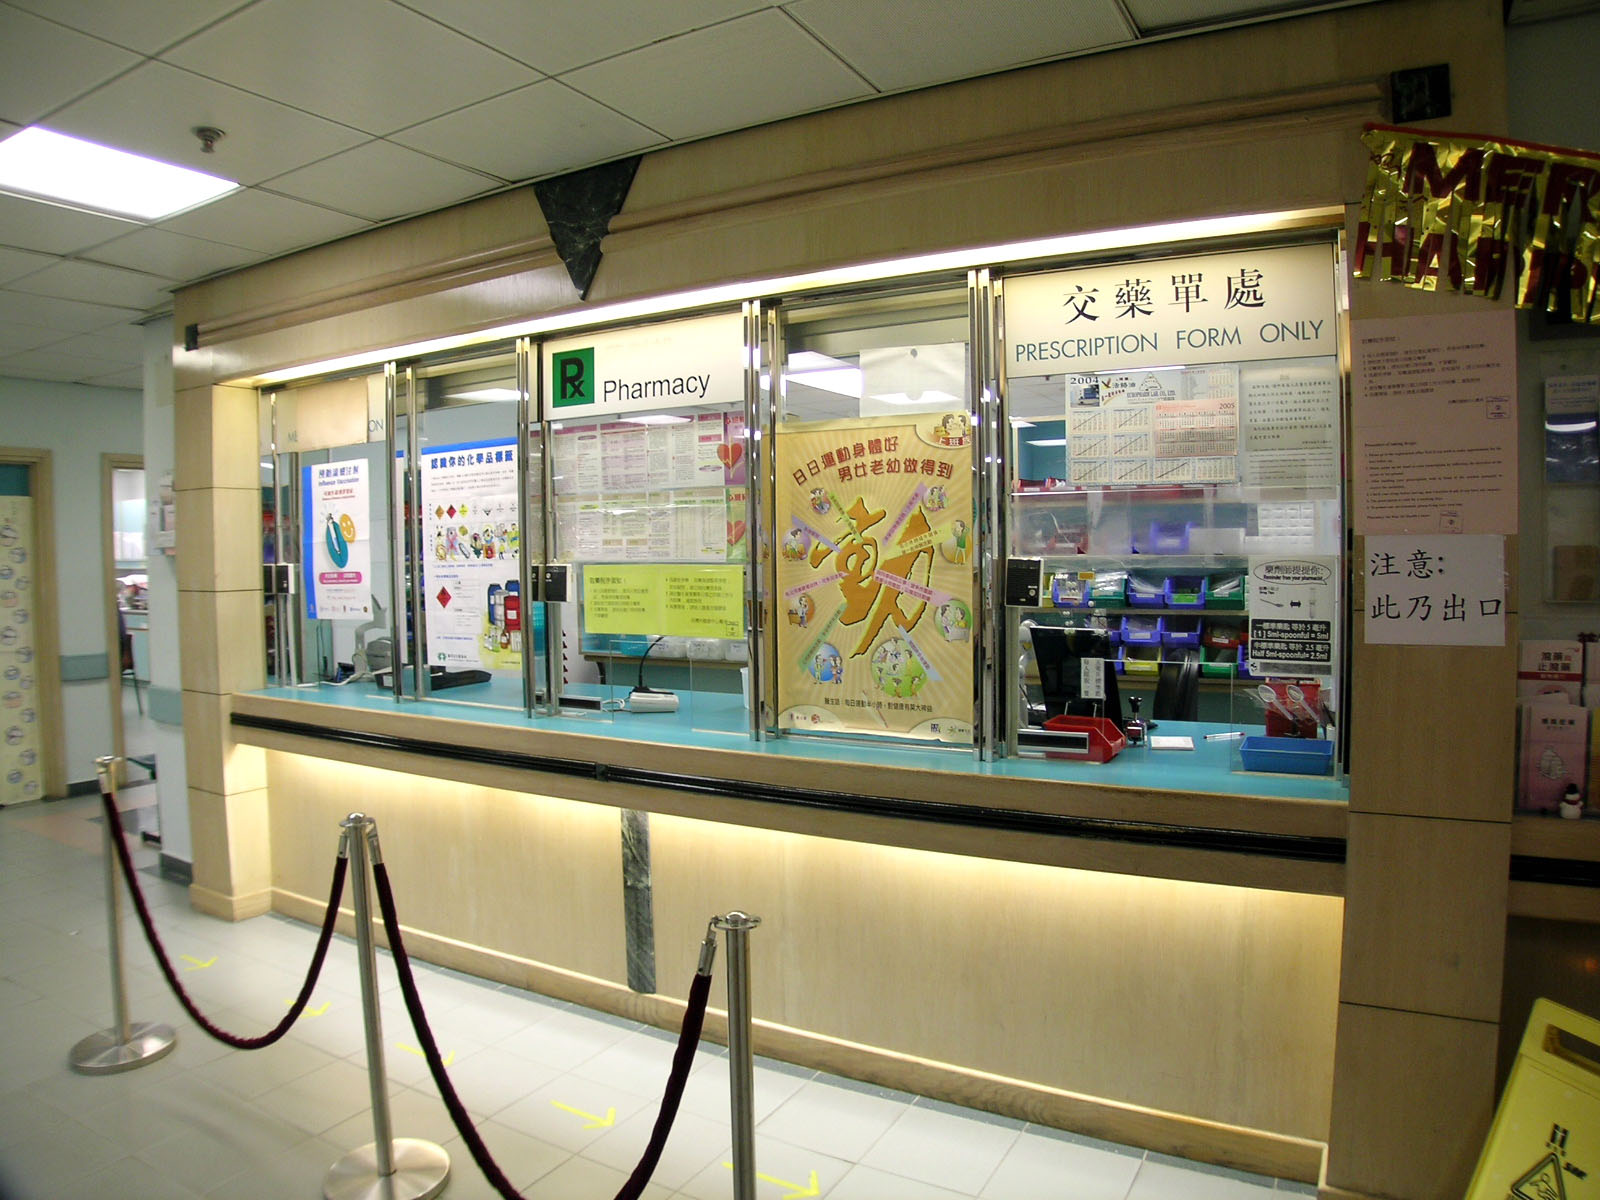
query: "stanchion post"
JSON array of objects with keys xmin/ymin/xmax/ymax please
[
  {"xmin": 324, "ymin": 814, "xmax": 449, "ymax": 1200},
  {"xmin": 714, "ymin": 911, "xmax": 761, "ymax": 1200},
  {"xmin": 68, "ymin": 756, "xmax": 177, "ymax": 1075}
]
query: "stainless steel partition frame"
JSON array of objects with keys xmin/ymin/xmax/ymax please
[
  {"xmin": 516, "ymin": 336, "xmax": 538, "ymax": 717},
  {"xmin": 742, "ymin": 300, "xmax": 764, "ymax": 740},
  {"xmin": 537, "ymin": 340, "xmax": 563, "ymax": 714},
  {"xmin": 385, "ymin": 363, "xmax": 406, "ymax": 703},
  {"xmin": 991, "ymin": 277, "xmax": 1022, "ymax": 758},
  {"xmin": 758, "ymin": 304, "xmax": 784, "ymax": 739},
  {"xmin": 971, "ymin": 268, "xmax": 1001, "ymax": 761},
  {"xmin": 403, "ymin": 366, "xmax": 429, "ymax": 700},
  {"xmin": 267, "ymin": 391, "xmax": 295, "ymax": 687}
]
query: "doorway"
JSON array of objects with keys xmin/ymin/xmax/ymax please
[{"xmin": 102, "ymin": 455, "xmax": 151, "ymax": 789}]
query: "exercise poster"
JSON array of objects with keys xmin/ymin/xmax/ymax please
[
  {"xmin": 302, "ymin": 460, "xmax": 372, "ymax": 620},
  {"xmin": 774, "ymin": 413, "xmax": 975, "ymax": 743},
  {"xmin": 418, "ymin": 438, "xmax": 522, "ymax": 670}
]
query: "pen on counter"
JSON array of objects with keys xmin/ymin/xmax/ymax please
[{"xmin": 1204, "ymin": 731, "xmax": 1245, "ymax": 741}]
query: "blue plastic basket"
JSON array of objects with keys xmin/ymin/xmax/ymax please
[{"xmin": 1239, "ymin": 736, "xmax": 1333, "ymax": 775}]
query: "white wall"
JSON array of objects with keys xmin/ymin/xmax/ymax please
[
  {"xmin": 141, "ymin": 317, "xmax": 190, "ymax": 864},
  {"xmin": 0, "ymin": 375, "xmax": 142, "ymax": 785}
]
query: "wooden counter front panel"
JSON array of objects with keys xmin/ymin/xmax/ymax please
[
  {"xmin": 648, "ymin": 813, "xmax": 1342, "ymax": 1142},
  {"xmin": 266, "ymin": 753, "xmax": 629, "ymax": 987}
]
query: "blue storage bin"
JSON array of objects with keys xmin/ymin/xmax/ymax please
[
  {"xmin": 1239, "ymin": 736, "xmax": 1334, "ymax": 775},
  {"xmin": 1133, "ymin": 520, "xmax": 1192, "ymax": 555},
  {"xmin": 1120, "ymin": 615, "xmax": 1162, "ymax": 645},
  {"xmin": 1236, "ymin": 644, "xmax": 1254, "ymax": 678},
  {"xmin": 1162, "ymin": 615, "xmax": 1201, "ymax": 647},
  {"xmin": 1163, "ymin": 576, "xmax": 1208, "ymax": 607},
  {"xmin": 1126, "ymin": 573, "xmax": 1164, "ymax": 607}
]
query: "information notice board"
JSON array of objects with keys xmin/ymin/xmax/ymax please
[{"xmin": 581, "ymin": 563, "xmax": 744, "ymax": 640}]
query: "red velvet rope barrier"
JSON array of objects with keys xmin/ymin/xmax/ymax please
[
  {"xmin": 96, "ymin": 787, "xmax": 348, "ymax": 1050},
  {"xmin": 370, "ymin": 859, "xmax": 713, "ymax": 1200}
]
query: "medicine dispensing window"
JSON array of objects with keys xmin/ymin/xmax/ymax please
[
  {"xmin": 402, "ymin": 349, "xmax": 532, "ymax": 716},
  {"xmin": 767, "ymin": 282, "xmax": 980, "ymax": 750},
  {"xmin": 998, "ymin": 240, "xmax": 1348, "ymax": 786},
  {"xmin": 541, "ymin": 310, "xmax": 754, "ymax": 735},
  {"xmin": 262, "ymin": 372, "xmax": 397, "ymax": 694}
]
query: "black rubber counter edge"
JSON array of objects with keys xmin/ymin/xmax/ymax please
[{"xmin": 232, "ymin": 711, "xmax": 1347, "ymax": 865}]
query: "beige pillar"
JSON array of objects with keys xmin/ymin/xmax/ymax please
[{"xmin": 174, "ymin": 382, "xmax": 272, "ymax": 920}]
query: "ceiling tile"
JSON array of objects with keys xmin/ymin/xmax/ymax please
[
  {"xmin": 0, "ymin": 7, "xmax": 140, "ymax": 126},
  {"xmin": 47, "ymin": 61, "xmax": 369, "ymax": 187},
  {"xmin": 42, "ymin": 323, "xmax": 148, "ymax": 359},
  {"xmin": 0, "ymin": 193, "xmax": 138, "ymax": 255},
  {"xmin": 5, "ymin": 0, "xmax": 255, "ymax": 57},
  {"xmin": 788, "ymin": 0, "xmax": 1132, "ymax": 92},
  {"xmin": 83, "ymin": 366, "xmax": 146, "ymax": 389},
  {"xmin": 563, "ymin": 10, "xmax": 873, "ymax": 143},
  {"xmin": 0, "ymin": 322, "xmax": 71, "ymax": 355},
  {"xmin": 163, "ymin": 0, "xmax": 541, "ymax": 136},
  {"xmin": 0, "ymin": 245, "xmax": 59, "ymax": 286},
  {"xmin": 7, "ymin": 259, "xmax": 178, "ymax": 311},
  {"xmin": 157, "ymin": 186, "xmax": 371, "ymax": 255},
  {"xmin": 391, "ymin": 81, "xmax": 664, "ymax": 182},
  {"xmin": 85, "ymin": 227, "xmax": 257, "ymax": 281},
  {"xmin": 0, "ymin": 287, "xmax": 143, "ymax": 333},
  {"xmin": 0, "ymin": 346, "xmax": 135, "ymax": 381},
  {"xmin": 1122, "ymin": 0, "xmax": 1318, "ymax": 33},
  {"xmin": 264, "ymin": 139, "xmax": 500, "ymax": 222},
  {"xmin": 408, "ymin": 0, "xmax": 778, "ymax": 75}
]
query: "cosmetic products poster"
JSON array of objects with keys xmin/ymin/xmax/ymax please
[
  {"xmin": 302, "ymin": 459, "xmax": 372, "ymax": 621},
  {"xmin": 1352, "ymin": 310, "xmax": 1518, "ymax": 534},
  {"xmin": 0, "ymin": 496, "xmax": 41, "ymax": 806},
  {"xmin": 774, "ymin": 413, "xmax": 975, "ymax": 744},
  {"xmin": 418, "ymin": 438, "xmax": 522, "ymax": 671}
]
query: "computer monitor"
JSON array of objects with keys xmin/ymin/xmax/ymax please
[{"xmin": 1028, "ymin": 625, "xmax": 1125, "ymax": 731}]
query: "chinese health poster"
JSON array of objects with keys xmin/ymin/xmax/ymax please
[
  {"xmin": 774, "ymin": 413, "xmax": 975, "ymax": 743},
  {"xmin": 302, "ymin": 460, "xmax": 372, "ymax": 621}
]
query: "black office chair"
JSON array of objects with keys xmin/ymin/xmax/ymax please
[{"xmin": 1151, "ymin": 651, "xmax": 1201, "ymax": 722}]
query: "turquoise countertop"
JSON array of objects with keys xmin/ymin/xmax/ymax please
[{"xmin": 243, "ymin": 678, "xmax": 1348, "ymax": 804}]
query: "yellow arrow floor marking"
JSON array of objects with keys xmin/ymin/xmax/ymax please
[
  {"xmin": 723, "ymin": 1163, "xmax": 820, "ymax": 1199},
  {"xmin": 550, "ymin": 1100, "xmax": 615, "ymax": 1130},
  {"xmin": 397, "ymin": 1042, "xmax": 453, "ymax": 1066},
  {"xmin": 283, "ymin": 999, "xmax": 330, "ymax": 1016},
  {"xmin": 178, "ymin": 955, "xmax": 215, "ymax": 970}
]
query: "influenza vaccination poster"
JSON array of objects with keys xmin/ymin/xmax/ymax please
[
  {"xmin": 302, "ymin": 460, "xmax": 372, "ymax": 620},
  {"xmin": 774, "ymin": 413, "xmax": 975, "ymax": 743},
  {"xmin": 418, "ymin": 438, "xmax": 522, "ymax": 671}
]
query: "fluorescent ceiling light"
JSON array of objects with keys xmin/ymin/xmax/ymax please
[
  {"xmin": 1026, "ymin": 438, "xmax": 1069, "ymax": 447},
  {"xmin": 446, "ymin": 387, "xmax": 520, "ymax": 401},
  {"xmin": 0, "ymin": 126, "xmax": 238, "ymax": 220},
  {"xmin": 870, "ymin": 389, "xmax": 964, "ymax": 407},
  {"xmin": 786, "ymin": 351, "xmax": 862, "ymax": 398},
  {"xmin": 619, "ymin": 413, "xmax": 691, "ymax": 425}
]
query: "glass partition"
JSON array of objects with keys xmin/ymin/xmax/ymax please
[
  {"xmin": 999, "ymin": 240, "xmax": 1346, "ymax": 780},
  {"xmin": 263, "ymin": 372, "xmax": 394, "ymax": 693},
  {"xmin": 768, "ymin": 282, "xmax": 979, "ymax": 750},
  {"xmin": 404, "ymin": 349, "xmax": 529, "ymax": 715},
  {"xmin": 542, "ymin": 309, "xmax": 753, "ymax": 737}
]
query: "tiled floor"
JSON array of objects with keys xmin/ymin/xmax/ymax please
[{"xmin": 0, "ymin": 790, "xmax": 1320, "ymax": 1199}]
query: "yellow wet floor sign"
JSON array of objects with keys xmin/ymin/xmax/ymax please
[{"xmin": 1467, "ymin": 999, "xmax": 1600, "ymax": 1200}]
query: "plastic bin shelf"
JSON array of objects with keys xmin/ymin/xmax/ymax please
[
  {"xmin": 1162, "ymin": 616, "xmax": 1202, "ymax": 648},
  {"xmin": 1163, "ymin": 576, "xmax": 1208, "ymax": 607}
]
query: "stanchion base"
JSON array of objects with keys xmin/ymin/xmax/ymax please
[
  {"xmin": 324, "ymin": 1138, "xmax": 450, "ymax": 1200},
  {"xmin": 68, "ymin": 1022, "xmax": 177, "ymax": 1075}
]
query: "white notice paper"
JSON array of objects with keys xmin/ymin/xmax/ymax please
[
  {"xmin": 1363, "ymin": 534, "xmax": 1505, "ymax": 646},
  {"xmin": 1352, "ymin": 311, "xmax": 1517, "ymax": 534}
]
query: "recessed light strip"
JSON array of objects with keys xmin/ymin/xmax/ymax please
[{"xmin": 246, "ymin": 206, "xmax": 1341, "ymax": 387}]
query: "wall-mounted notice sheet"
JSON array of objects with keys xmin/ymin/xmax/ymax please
[
  {"xmin": 1352, "ymin": 311, "xmax": 1517, "ymax": 534},
  {"xmin": 1240, "ymin": 357, "xmax": 1341, "ymax": 488},
  {"xmin": 1364, "ymin": 534, "xmax": 1505, "ymax": 646}
]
